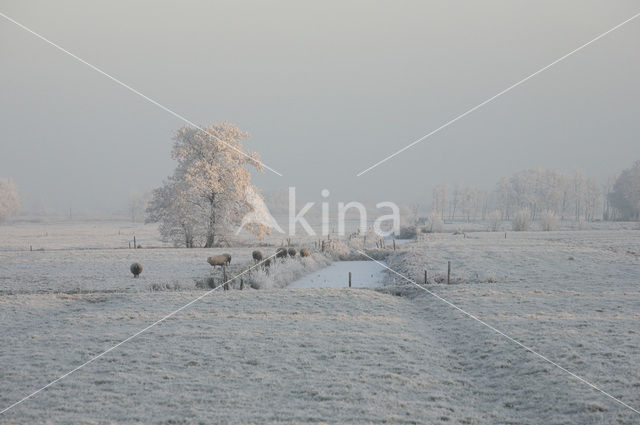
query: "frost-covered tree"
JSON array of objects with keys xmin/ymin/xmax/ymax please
[
  {"xmin": 147, "ymin": 122, "xmax": 269, "ymax": 247},
  {"xmin": 492, "ymin": 168, "xmax": 601, "ymax": 223},
  {"xmin": 146, "ymin": 176, "xmax": 205, "ymax": 247},
  {"xmin": 450, "ymin": 183, "xmax": 461, "ymax": 220},
  {"xmin": 0, "ymin": 178, "xmax": 20, "ymax": 223},
  {"xmin": 512, "ymin": 209, "xmax": 530, "ymax": 231},
  {"xmin": 608, "ymin": 160, "xmax": 640, "ymax": 220},
  {"xmin": 432, "ymin": 183, "xmax": 448, "ymax": 221}
]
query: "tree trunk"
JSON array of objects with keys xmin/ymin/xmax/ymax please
[{"xmin": 205, "ymin": 195, "xmax": 216, "ymax": 248}]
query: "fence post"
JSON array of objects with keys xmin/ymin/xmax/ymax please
[
  {"xmin": 223, "ymin": 266, "xmax": 228, "ymax": 290},
  {"xmin": 447, "ymin": 261, "xmax": 451, "ymax": 284},
  {"xmin": 133, "ymin": 236, "xmax": 136, "ymax": 249},
  {"xmin": 424, "ymin": 270, "xmax": 427, "ymax": 285},
  {"xmin": 393, "ymin": 239, "xmax": 396, "ymax": 250},
  {"xmin": 349, "ymin": 272, "xmax": 352, "ymax": 288},
  {"xmin": 240, "ymin": 278, "xmax": 244, "ymax": 290}
]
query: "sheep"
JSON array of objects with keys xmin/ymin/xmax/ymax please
[
  {"xmin": 276, "ymin": 247, "xmax": 288, "ymax": 259},
  {"xmin": 288, "ymin": 248, "xmax": 297, "ymax": 257},
  {"xmin": 130, "ymin": 262, "xmax": 143, "ymax": 278},
  {"xmin": 252, "ymin": 250, "xmax": 264, "ymax": 262},
  {"xmin": 300, "ymin": 248, "xmax": 310, "ymax": 257},
  {"xmin": 207, "ymin": 255, "xmax": 228, "ymax": 267}
]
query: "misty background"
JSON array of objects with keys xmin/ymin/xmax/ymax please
[{"xmin": 1, "ymin": 0, "xmax": 639, "ymax": 216}]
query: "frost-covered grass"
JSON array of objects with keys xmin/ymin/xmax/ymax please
[
  {"xmin": 385, "ymin": 229, "xmax": 640, "ymax": 285},
  {"xmin": 378, "ymin": 229, "xmax": 640, "ymax": 423},
  {"xmin": 1, "ymin": 223, "xmax": 639, "ymax": 423},
  {"xmin": 0, "ymin": 220, "xmax": 168, "ymax": 251},
  {"xmin": 0, "ymin": 289, "xmax": 489, "ymax": 424},
  {"xmin": 416, "ymin": 219, "xmax": 640, "ymax": 234},
  {"xmin": 0, "ymin": 245, "xmax": 262, "ymax": 294}
]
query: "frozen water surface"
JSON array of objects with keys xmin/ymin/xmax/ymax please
[{"xmin": 288, "ymin": 260, "xmax": 386, "ymax": 289}]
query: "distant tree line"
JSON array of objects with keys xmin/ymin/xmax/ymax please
[{"xmin": 430, "ymin": 161, "xmax": 640, "ymax": 223}]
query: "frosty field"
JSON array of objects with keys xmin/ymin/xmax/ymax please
[{"xmin": 1, "ymin": 222, "xmax": 639, "ymax": 424}]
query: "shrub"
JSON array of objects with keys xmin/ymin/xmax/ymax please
[
  {"xmin": 398, "ymin": 226, "xmax": 417, "ymax": 239},
  {"xmin": 512, "ymin": 210, "xmax": 530, "ymax": 231},
  {"xmin": 426, "ymin": 211, "xmax": 443, "ymax": 233}
]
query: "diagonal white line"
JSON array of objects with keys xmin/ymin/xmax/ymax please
[
  {"xmin": 0, "ymin": 253, "xmax": 278, "ymax": 416},
  {"xmin": 356, "ymin": 249, "xmax": 640, "ymax": 415},
  {"xmin": 356, "ymin": 11, "xmax": 640, "ymax": 177},
  {"xmin": 0, "ymin": 11, "xmax": 283, "ymax": 177}
]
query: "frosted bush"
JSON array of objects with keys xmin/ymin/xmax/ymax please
[
  {"xmin": 150, "ymin": 281, "xmax": 183, "ymax": 291},
  {"xmin": 247, "ymin": 253, "xmax": 331, "ymax": 289},
  {"xmin": 512, "ymin": 210, "xmax": 530, "ymax": 231},
  {"xmin": 328, "ymin": 240, "xmax": 351, "ymax": 259},
  {"xmin": 540, "ymin": 211, "xmax": 558, "ymax": 231},
  {"xmin": 426, "ymin": 211, "xmax": 443, "ymax": 233}
]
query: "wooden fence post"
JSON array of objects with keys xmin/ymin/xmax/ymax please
[
  {"xmin": 223, "ymin": 266, "xmax": 228, "ymax": 290},
  {"xmin": 240, "ymin": 278, "xmax": 244, "ymax": 290},
  {"xmin": 349, "ymin": 272, "xmax": 352, "ymax": 288},
  {"xmin": 424, "ymin": 270, "xmax": 427, "ymax": 285},
  {"xmin": 133, "ymin": 236, "xmax": 137, "ymax": 249},
  {"xmin": 447, "ymin": 261, "xmax": 451, "ymax": 284},
  {"xmin": 393, "ymin": 239, "xmax": 396, "ymax": 250}
]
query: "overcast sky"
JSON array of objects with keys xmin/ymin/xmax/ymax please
[{"xmin": 1, "ymin": 0, "xmax": 639, "ymax": 214}]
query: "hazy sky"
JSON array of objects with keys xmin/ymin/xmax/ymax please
[{"xmin": 1, "ymin": 1, "xmax": 639, "ymax": 213}]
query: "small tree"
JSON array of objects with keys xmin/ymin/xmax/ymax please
[
  {"xmin": 146, "ymin": 176, "xmax": 205, "ymax": 247},
  {"xmin": 512, "ymin": 209, "xmax": 530, "ymax": 231},
  {"xmin": 608, "ymin": 161, "xmax": 640, "ymax": 220},
  {"xmin": 426, "ymin": 210, "xmax": 443, "ymax": 233},
  {"xmin": 0, "ymin": 178, "xmax": 20, "ymax": 223}
]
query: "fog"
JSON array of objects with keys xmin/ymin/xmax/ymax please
[{"xmin": 1, "ymin": 0, "xmax": 639, "ymax": 214}]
